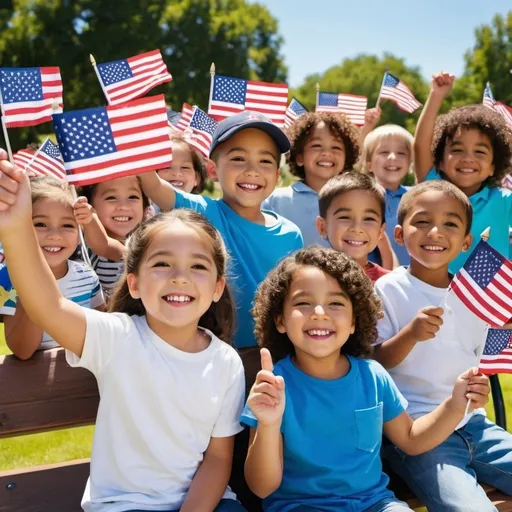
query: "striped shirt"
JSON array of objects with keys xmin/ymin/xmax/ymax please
[{"xmin": 89, "ymin": 250, "xmax": 124, "ymax": 296}]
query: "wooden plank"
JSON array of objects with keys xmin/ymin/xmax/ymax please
[
  {"xmin": 0, "ymin": 459, "xmax": 89, "ymax": 512},
  {"xmin": 0, "ymin": 348, "xmax": 99, "ymax": 437}
]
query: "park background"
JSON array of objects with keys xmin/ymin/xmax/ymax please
[{"xmin": 0, "ymin": 0, "xmax": 511, "ymax": 471}]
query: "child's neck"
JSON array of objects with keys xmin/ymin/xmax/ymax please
[
  {"xmin": 304, "ymin": 175, "xmax": 330, "ymax": 194},
  {"xmin": 50, "ymin": 260, "xmax": 69, "ymax": 280},
  {"xmin": 294, "ymin": 350, "xmax": 350, "ymax": 380},
  {"xmin": 223, "ymin": 198, "xmax": 267, "ymax": 225},
  {"xmin": 408, "ymin": 259, "xmax": 451, "ymax": 288},
  {"xmin": 146, "ymin": 315, "xmax": 210, "ymax": 353}
]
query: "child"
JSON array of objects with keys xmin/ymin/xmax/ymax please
[
  {"xmin": 361, "ymin": 123, "xmax": 415, "ymax": 266},
  {"xmin": 316, "ymin": 171, "xmax": 389, "ymax": 283},
  {"xmin": 139, "ymin": 111, "xmax": 303, "ymax": 373},
  {"xmin": 0, "ymin": 153, "xmax": 247, "ymax": 511},
  {"xmin": 414, "ymin": 71, "xmax": 512, "ymax": 271},
  {"xmin": 241, "ymin": 245, "xmax": 489, "ymax": 512},
  {"xmin": 157, "ymin": 135, "xmax": 208, "ymax": 194},
  {"xmin": 262, "ymin": 111, "xmax": 360, "ymax": 247},
  {"xmin": 74, "ymin": 175, "xmax": 148, "ymax": 297},
  {"xmin": 373, "ymin": 180, "xmax": 512, "ymax": 511},
  {"xmin": 4, "ymin": 176, "xmax": 105, "ymax": 360}
]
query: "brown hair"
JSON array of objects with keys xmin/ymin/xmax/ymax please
[
  {"xmin": 30, "ymin": 175, "xmax": 74, "ymax": 207},
  {"xmin": 318, "ymin": 171, "xmax": 386, "ymax": 222},
  {"xmin": 171, "ymin": 135, "xmax": 208, "ymax": 193},
  {"xmin": 108, "ymin": 210, "xmax": 236, "ymax": 343},
  {"xmin": 397, "ymin": 180, "xmax": 473, "ymax": 235},
  {"xmin": 287, "ymin": 111, "xmax": 360, "ymax": 180},
  {"xmin": 253, "ymin": 246, "xmax": 381, "ymax": 363},
  {"xmin": 432, "ymin": 104, "xmax": 512, "ymax": 187}
]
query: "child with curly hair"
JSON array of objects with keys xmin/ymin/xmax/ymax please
[
  {"xmin": 414, "ymin": 71, "xmax": 512, "ymax": 270},
  {"xmin": 241, "ymin": 246, "xmax": 489, "ymax": 512}
]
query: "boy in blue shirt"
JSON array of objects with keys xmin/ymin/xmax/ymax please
[{"xmin": 140, "ymin": 112, "xmax": 303, "ymax": 366}]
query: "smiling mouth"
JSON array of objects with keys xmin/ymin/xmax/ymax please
[
  {"xmin": 316, "ymin": 161, "xmax": 335, "ymax": 168},
  {"xmin": 238, "ymin": 183, "xmax": 263, "ymax": 191},
  {"xmin": 384, "ymin": 166, "xmax": 401, "ymax": 172},
  {"xmin": 343, "ymin": 239, "xmax": 367, "ymax": 247},
  {"xmin": 163, "ymin": 294, "xmax": 194, "ymax": 305},
  {"xmin": 170, "ymin": 181, "xmax": 185, "ymax": 187},
  {"xmin": 421, "ymin": 245, "xmax": 447, "ymax": 252},
  {"xmin": 305, "ymin": 329, "xmax": 335, "ymax": 339},
  {"xmin": 42, "ymin": 246, "xmax": 64, "ymax": 253},
  {"xmin": 456, "ymin": 168, "xmax": 477, "ymax": 175},
  {"xmin": 112, "ymin": 216, "xmax": 132, "ymax": 223}
]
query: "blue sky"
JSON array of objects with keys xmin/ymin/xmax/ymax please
[{"xmin": 253, "ymin": 1, "xmax": 511, "ymax": 87}]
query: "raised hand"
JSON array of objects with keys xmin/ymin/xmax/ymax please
[
  {"xmin": 247, "ymin": 348, "xmax": 285, "ymax": 427},
  {"xmin": 73, "ymin": 196, "xmax": 94, "ymax": 226},
  {"xmin": 431, "ymin": 71, "xmax": 455, "ymax": 99},
  {"xmin": 450, "ymin": 368, "xmax": 490, "ymax": 414},
  {"xmin": 405, "ymin": 306, "xmax": 444, "ymax": 342},
  {"xmin": 0, "ymin": 149, "xmax": 33, "ymax": 235},
  {"xmin": 364, "ymin": 108, "xmax": 382, "ymax": 131}
]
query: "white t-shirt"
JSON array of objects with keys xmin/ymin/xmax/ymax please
[
  {"xmin": 0, "ymin": 260, "xmax": 104, "ymax": 350},
  {"xmin": 374, "ymin": 267, "xmax": 489, "ymax": 428},
  {"xmin": 66, "ymin": 309, "xmax": 245, "ymax": 512}
]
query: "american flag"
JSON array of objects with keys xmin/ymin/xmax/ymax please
[
  {"xmin": 502, "ymin": 174, "xmax": 512, "ymax": 190},
  {"xmin": 284, "ymin": 98, "xmax": 308, "ymax": 129},
  {"xmin": 494, "ymin": 101, "xmax": 512, "ymax": 129},
  {"xmin": 479, "ymin": 328, "xmax": 512, "ymax": 375},
  {"xmin": 13, "ymin": 138, "xmax": 65, "ymax": 179},
  {"xmin": 378, "ymin": 73, "xmax": 421, "ymax": 114},
  {"xmin": 96, "ymin": 50, "xmax": 172, "ymax": 106},
  {"xmin": 185, "ymin": 107, "xmax": 218, "ymax": 158},
  {"xmin": 483, "ymin": 82, "xmax": 495, "ymax": 110},
  {"xmin": 0, "ymin": 67, "xmax": 63, "ymax": 128},
  {"xmin": 208, "ymin": 75, "xmax": 288, "ymax": 127},
  {"xmin": 53, "ymin": 94, "xmax": 172, "ymax": 186},
  {"xmin": 170, "ymin": 103, "xmax": 194, "ymax": 134},
  {"xmin": 450, "ymin": 240, "xmax": 512, "ymax": 327},
  {"xmin": 316, "ymin": 92, "xmax": 368, "ymax": 126}
]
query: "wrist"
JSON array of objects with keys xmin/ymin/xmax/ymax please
[
  {"xmin": 257, "ymin": 419, "xmax": 282, "ymax": 431},
  {"xmin": 428, "ymin": 90, "xmax": 446, "ymax": 104},
  {"xmin": 444, "ymin": 396, "xmax": 466, "ymax": 417},
  {"xmin": 0, "ymin": 220, "xmax": 34, "ymax": 245}
]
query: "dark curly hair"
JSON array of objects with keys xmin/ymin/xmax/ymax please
[
  {"xmin": 252, "ymin": 246, "xmax": 381, "ymax": 363},
  {"xmin": 432, "ymin": 104, "xmax": 512, "ymax": 187},
  {"xmin": 287, "ymin": 112, "xmax": 360, "ymax": 180}
]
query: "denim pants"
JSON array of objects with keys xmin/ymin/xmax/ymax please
[
  {"xmin": 128, "ymin": 498, "xmax": 247, "ymax": 511},
  {"xmin": 383, "ymin": 414, "xmax": 512, "ymax": 512},
  {"xmin": 292, "ymin": 496, "xmax": 411, "ymax": 511}
]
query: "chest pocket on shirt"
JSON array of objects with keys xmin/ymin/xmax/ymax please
[{"xmin": 355, "ymin": 403, "xmax": 383, "ymax": 453}]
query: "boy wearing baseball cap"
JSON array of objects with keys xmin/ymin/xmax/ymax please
[{"xmin": 140, "ymin": 111, "xmax": 303, "ymax": 355}]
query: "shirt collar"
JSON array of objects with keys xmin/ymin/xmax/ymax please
[
  {"xmin": 386, "ymin": 184, "xmax": 408, "ymax": 197},
  {"xmin": 292, "ymin": 181, "xmax": 316, "ymax": 194},
  {"xmin": 469, "ymin": 185, "xmax": 490, "ymax": 204}
]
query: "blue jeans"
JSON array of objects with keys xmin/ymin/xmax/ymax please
[
  {"xmin": 128, "ymin": 498, "xmax": 247, "ymax": 511},
  {"xmin": 291, "ymin": 497, "xmax": 411, "ymax": 511},
  {"xmin": 383, "ymin": 414, "xmax": 512, "ymax": 512}
]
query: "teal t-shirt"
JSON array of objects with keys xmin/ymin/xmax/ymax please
[{"xmin": 426, "ymin": 169, "xmax": 512, "ymax": 273}]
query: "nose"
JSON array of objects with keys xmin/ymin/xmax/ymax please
[
  {"xmin": 312, "ymin": 304, "xmax": 328, "ymax": 319},
  {"xmin": 170, "ymin": 265, "xmax": 188, "ymax": 284},
  {"xmin": 47, "ymin": 227, "xmax": 63, "ymax": 240},
  {"xmin": 387, "ymin": 152, "xmax": 397, "ymax": 160},
  {"xmin": 427, "ymin": 225, "xmax": 443, "ymax": 239},
  {"xmin": 348, "ymin": 218, "xmax": 364, "ymax": 232}
]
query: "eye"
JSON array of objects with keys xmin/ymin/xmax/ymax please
[
  {"xmin": 445, "ymin": 221, "xmax": 459, "ymax": 228},
  {"xmin": 261, "ymin": 158, "xmax": 274, "ymax": 165},
  {"xmin": 192, "ymin": 263, "xmax": 208, "ymax": 270},
  {"xmin": 34, "ymin": 222, "xmax": 46, "ymax": 228},
  {"xmin": 129, "ymin": 195, "xmax": 141, "ymax": 200},
  {"xmin": 364, "ymin": 217, "xmax": 378, "ymax": 222},
  {"xmin": 415, "ymin": 220, "xmax": 429, "ymax": 225},
  {"xmin": 336, "ymin": 215, "xmax": 350, "ymax": 220},
  {"xmin": 105, "ymin": 195, "xmax": 116, "ymax": 201},
  {"xmin": 310, "ymin": 143, "xmax": 322, "ymax": 149},
  {"xmin": 63, "ymin": 223, "xmax": 76, "ymax": 229},
  {"xmin": 293, "ymin": 301, "xmax": 310, "ymax": 307},
  {"xmin": 380, "ymin": 151, "xmax": 389, "ymax": 155},
  {"xmin": 152, "ymin": 261, "xmax": 169, "ymax": 268},
  {"xmin": 398, "ymin": 152, "xmax": 407, "ymax": 156},
  {"xmin": 333, "ymin": 145, "xmax": 344, "ymax": 151},
  {"xmin": 231, "ymin": 156, "xmax": 245, "ymax": 162},
  {"xmin": 330, "ymin": 301, "xmax": 345, "ymax": 307}
]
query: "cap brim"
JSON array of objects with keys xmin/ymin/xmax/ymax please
[{"xmin": 210, "ymin": 121, "xmax": 290, "ymax": 156}]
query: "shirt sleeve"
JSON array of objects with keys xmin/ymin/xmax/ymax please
[
  {"xmin": 374, "ymin": 281, "xmax": 402, "ymax": 345},
  {"xmin": 174, "ymin": 188, "xmax": 210, "ymax": 215},
  {"xmin": 211, "ymin": 354, "xmax": 246, "ymax": 438},
  {"xmin": 425, "ymin": 168, "xmax": 442, "ymax": 181},
  {"xmin": 89, "ymin": 273, "xmax": 105, "ymax": 309},
  {"xmin": 374, "ymin": 362, "xmax": 407, "ymax": 422},
  {"xmin": 239, "ymin": 403, "xmax": 258, "ymax": 429},
  {"xmin": 65, "ymin": 309, "xmax": 132, "ymax": 376}
]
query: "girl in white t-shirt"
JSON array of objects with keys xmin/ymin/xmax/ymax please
[
  {"xmin": 0, "ymin": 157, "xmax": 246, "ymax": 512},
  {"xmin": 4, "ymin": 176, "xmax": 105, "ymax": 360}
]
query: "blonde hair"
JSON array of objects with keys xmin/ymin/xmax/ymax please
[
  {"xmin": 360, "ymin": 124, "xmax": 414, "ymax": 174},
  {"xmin": 30, "ymin": 176, "xmax": 74, "ymax": 207}
]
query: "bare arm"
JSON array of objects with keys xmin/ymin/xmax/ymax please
[
  {"xmin": 180, "ymin": 436, "xmax": 235, "ymax": 512},
  {"xmin": 245, "ymin": 426, "xmax": 284, "ymax": 498},
  {"xmin": 82, "ymin": 213, "xmax": 125, "ymax": 261},
  {"xmin": 139, "ymin": 171, "xmax": 176, "ymax": 211},
  {"xmin": 4, "ymin": 301, "xmax": 43, "ymax": 360},
  {"xmin": 377, "ymin": 233, "xmax": 396, "ymax": 270},
  {"xmin": 413, "ymin": 72, "xmax": 455, "ymax": 182}
]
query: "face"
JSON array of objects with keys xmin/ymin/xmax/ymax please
[
  {"xmin": 211, "ymin": 128, "xmax": 280, "ymax": 214},
  {"xmin": 439, "ymin": 127, "xmax": 495, "ymax": 196},
  {"xmin": 317, "ymin": 190, "xmax": 385, "ymax": 266},
  {"xmin": 297, "ymin": 122, "xmax": 346, "ymax": 188},
  {"xmin": 368, "ymin": 135, "xmax": 411, "ymax": 190},
  {"xmin": 276, "ymin": 266, "xmax": 355, "ymax": 360},
  {"xmin": 396, "ymin": 190, "xmax": 472, "ymax": 271},
  {"xmin": 158, "ymin": 142, "xmax": 198, "ymax": 193},
  {"xmin": 127, "ymin": 221, "xmax": 225, "ymax": 338},
  {"xmin": 33, "ymin": 199, "xmax": 79, "ymax": 274},
  {"xmin": 91, "ymin": 176, "xmax": 145, "ymax": 240}
]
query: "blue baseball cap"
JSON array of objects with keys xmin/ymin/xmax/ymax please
[{"xmin": 209, "ymin": 111, "xmax": 290, "ymax": 156}]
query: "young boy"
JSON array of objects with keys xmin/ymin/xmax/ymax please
[
  {"xmin": 316, "ymin": 171, "xmax": 389, "ymax": 283},
  {"xmin": 139, "ymin": 111, "xmax": 303, "ymax": 359},
  {"xmin": 374, "ymin": 180, "xmax": 511, "ymax": 512}
]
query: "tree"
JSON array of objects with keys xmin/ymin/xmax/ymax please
[
  {"xmin": 0, "ymin": 0, "xmax": 286, "ymax": 150},
  {"xmin": 291, "ymin": 54, "xmax": 429, "ymax": 133}
]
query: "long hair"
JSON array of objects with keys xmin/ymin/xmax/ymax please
[{"xmin": 108, "ymin": 210, "xmax": 235, "ymax": 342}]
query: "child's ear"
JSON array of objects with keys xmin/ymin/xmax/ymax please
[
  {"xmin": 296, "ymin": 153, "xmax": 304, "ymax": 167},
  {"xmin": 394, "ymin": 225, "xmax": 405, "ymax": 246},
  {"xmin": 462, "ymin": 233, "xmax": 473, "ymax": 252},
  {"xmin": 275, "ymin": 314, "xmax": 286, "ymax": 334},
  {"xmin": 126, "ymin": 273, "xmax": 140, "ymax": 299},
  {"xmin": 213, "ymin": 276, "xmax": 226, "ymax": 302},
  {"xmin": 378, "ymin": 222, "xmax": 386, "ymax": 241},
  {"xmin": 205, "ymin": 159, "xmax": 218, "ymax": 182},
  {"xmin": 316, "ymin": 216, "xmax": 328, "ymax": 239}
]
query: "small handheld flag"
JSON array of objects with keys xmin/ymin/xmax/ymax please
[
  {"xmin": 479, "ymin": 328, "xmax": 512, "ymax": 375},
  {"xmin": 481, "ymin": 82, "xmax": 512, "ymax": 129},
  {"xmin": 13, "ymin": 138, "xmax": 65, "ymax": 179},
  {"xmin": 483, "ymin": 82, "xmax": 496, "ymax": 110},
  {"xmin": 185, "ymin": 107, "xmax": 218, "ymax": 158},
  {"xmin": 316, "ymin": 92, "xmax": 367, "ymax": 126},
  {"xmin": 377, "ymin": 72, "xmax": 421, "ymax": 114},
  {"xmin": 284, "ymin": 98, "xmax": 308, "ymax": 129}
]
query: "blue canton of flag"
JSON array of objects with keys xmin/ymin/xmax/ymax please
[
  {"xmin": 284, "ymin": 98, "xmax": 308, "ymax": 128},
  {"xmin": 186, "ymin": 107, "xmax": 218, "ymax": 158},
  {"xmin": 483, "ymin": 82, "xmax": 496, "ymax": 109},
  {"xmin": 484, "ymin": 329, "xmax": 512, "ymax": 356},
  {"xmin": 97, "ymin": 60, "xmax": 133, "ymax": 87},
  {"xmin": 383, "ymin": 74, "xmax": 399, "ymax": 88},
  {"xmin": 42, "ymin": 139, "xmax": 63, "ymax": 160},
  {"xmin": 212, "ymin": 76, "xmax": 247, "ymax": 105},
  {"xmin": 480, "ymin": 328, "xmax": 512, "ymax": 374},
  {"xmin": 318, "ymin": 92, "xmax": 338, "ymax": 107},
  {"xmin": 0, "ymin": 68, "xmax": 43, "ymax": 103},
  {"xmin": 55, "ymin": 109, "xmax": 116, "ymax": 162},
  {"xmin": 189, "ymin": 108, "xmax": 217, "ymax": 135}
]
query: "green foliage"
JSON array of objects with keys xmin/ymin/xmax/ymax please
[{"xmin": 0, "ymin": 0, "xmax": 286, "ymax": 150}]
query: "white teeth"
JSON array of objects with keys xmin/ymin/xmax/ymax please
[
  {"xmin": 170, "ymin": 181, "xmax": 184, "ymax": 186},
  {"xmin": 239, "ymin": 183, "xmax": 259, "ymax": 190},
  {"xmin": 165, "ymin": 295, "xmax": 191, "ymax": 303},
  {"xmin": 43, "ymin": 247, "xmax": 62, "ymax": 253},
  {"xmin": 385, "ymin": 167, "xmax": 399, "ymax": 171},
  {"xmin": 113, "ymin": 216, "xmax": 130, "ymax": 222},
  {"xmin": 458, "ymin": 168, "xmax": 476, "ymax": 174},
  {"xmin": 317, "ymin": 162, "xmax": 334, "ymax": 167},
  {"xmin": 345, "ymin": 240, "xmax": 365, "ymax": 246},
  {"xmin": 307, "ymin": 329, "xmax": 332, "ymax": 336},
  {"xmin": 423, "ymin": 245, "xmax": 445, "ymax": 251}
]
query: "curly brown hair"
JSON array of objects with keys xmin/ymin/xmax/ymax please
[
  {"xmin": 287, "ymin": 112, "xmax": 360, "ymax": 180},
  {"xmin": 252, "ymin": 246, "xmax": 381, "ymax": 363},
  {"xmin": 432, "ymin": 105, "xmax": 512, "ymax": 187}
]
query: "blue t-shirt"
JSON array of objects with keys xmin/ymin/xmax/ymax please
[
  {"xmin": 262, "ymin": 181, "xmax": 328, "ymax": 248},
  {"xmin": 240, "ymin": 355, "xmax": 407, "ymax": 512},
  {"xmin": 385, "ymin": 185, "xmax": 410, "ymax": 266},
  {"xmin": 174, "ymin": 191, "xmax": 303, "ymax": 348},
  {"xmin": 426, "ymin": 169, "xmax": 512, "ymax": 272}
]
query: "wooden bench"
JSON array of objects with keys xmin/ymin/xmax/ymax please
[{"xmin": 1, "ymin": 349, "xmax": 512, "ymax": 511}]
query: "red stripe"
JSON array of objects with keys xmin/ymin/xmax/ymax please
[
  {"xmin": 112, "ymin": 120, "xmax": 169, "ymax": 139},
  {"xmin": 115, "ymin": 133, "xmax": 171, "ymax": 151},
  {"xmin": 5, "ymin": 115, "xmax": 53, "ymax": 128},
  {"xmin": 108, "ymin": 76, "xmax": 172, "ymax": 104},
  {"xmin": 107, "ymin": 95, "xmax": 165, "ymax": 110},
  {"xmin": 41, "ymin": 67, "xmax": 61, "ymax": 75},
  {"xmin": 127, "ymin": 49, "xmax": 162, "ymax": 65},
  {"xmin": 485, "ymin": 279, "xmax": 512, "ymax": 312},
  {"xmin": 248, "ymin": 80, "xmax": 288, "ymax": 89},
  {"xmin": 41, "ymin": 80, "xmax": 62, "ymax": 88},
  {"xmin": 107, "ymin": 63, "xmax": 167, "ymax": 93},
  {"xmin": 71, "ymin": 166, "xmax": 164, "ymax": 187},
  {"xmin": 110, "ymin": 105, "xmax": 168, "ymax": 126}
]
